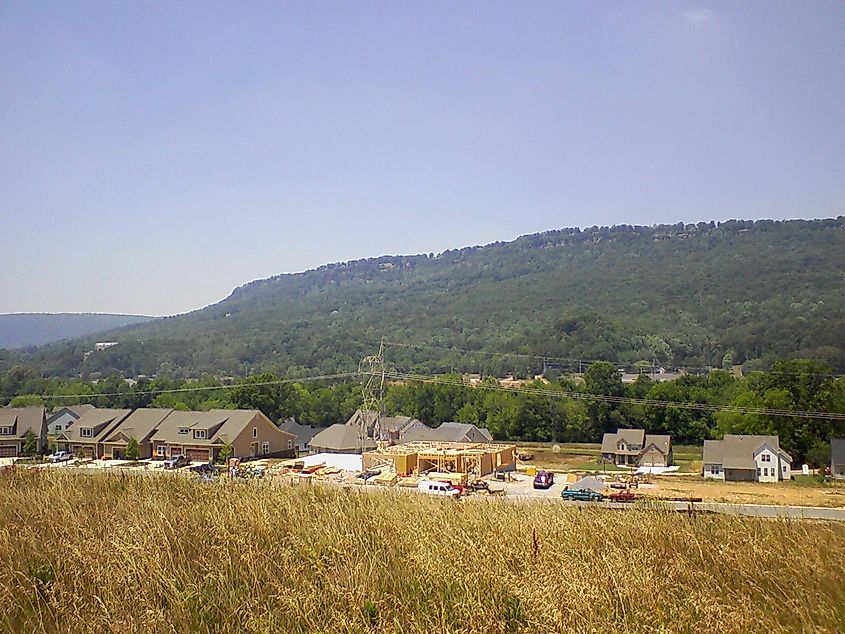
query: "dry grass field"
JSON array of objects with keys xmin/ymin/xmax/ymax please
[{"xmin": 1, "ymin": 470, "xmax": 844, "ymax": 633}]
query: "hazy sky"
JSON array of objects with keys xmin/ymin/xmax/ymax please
[{"xmin": 2, "ymin": 2, "xmax": 844, "ymax": 316}]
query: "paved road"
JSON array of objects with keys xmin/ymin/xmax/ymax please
[{"xmin": 499, "ymin": 496, "xmax": 845, "ymax": 521}]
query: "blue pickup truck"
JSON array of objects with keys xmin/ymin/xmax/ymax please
[{"xmin": 560, "ymin": 489, "xmax": 604, "ymax": 502}]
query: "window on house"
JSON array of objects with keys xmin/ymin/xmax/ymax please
[
  {"xmin": 194, "ymin": 429, "xmax": 206, "ymax": 440},
  {"xmin": 253, "ymin": 427, "xmax": 258, "ymax": 438},
  {"xmin": 782, "ymin": 465, "xmax": 788, "ymax": 472},
  {"xmin": 178, "ymin": 428, "xmax": 189, "ymax": 434},
  {"xmin": 156, "ymin": 446, "xmax": 166, "ymax": 457},
  {"xmin": 287, "ymin": 439, "xmax": 293, "ymax": 450},
  {"xmin": 0, "ymin": 426, "xmax": 13, "ymax": 435},
  {"xmin": 757, "ymin": 468, "xmax": 761, "ymax": 476},
  {"xmin": 80, "ymin": 428, "xmax": 93, "ymax": 438},
  {"xmin": 761, "ymin": 454, "xmax": 771, "ymax": 462},
  {"xmin": 261, "ymin": 441, "xmax": 270, "ymax": 455},
  {"xmin": 55, "ymin": 425, "xmax": 62, "ymax": 432}
]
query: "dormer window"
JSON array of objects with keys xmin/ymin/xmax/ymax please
[
  {"xmin": 0, "ymin": 426, "xmax": 12, "ymax": 435},
  {"xmin": 193, "ymin": 429, "xmax": 207, "ymax": 440},
  {"xmin": 80, "ymin": 428, "xmax": 93, "ymax": 438},
  {"xmin": 178, "ymin": 428, "xmax": 190, "ymax": 435}
]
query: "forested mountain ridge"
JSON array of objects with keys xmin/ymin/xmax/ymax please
[
  {"xmin": 0, "ymin": 313, "xmax": 154, "ymax": 350},
  {"xmin": 3, "ymin": 218, "xmax": 844, "ymax": 378}
]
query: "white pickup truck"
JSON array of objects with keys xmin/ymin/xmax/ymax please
[
  {"xmin": 417, "ymin": 480, "xmax": 461, "ymax": 498},
  {"xmin": 48, "ymin": 451, "xmax": 73, "ymax": 463}
]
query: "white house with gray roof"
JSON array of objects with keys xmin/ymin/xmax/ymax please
[
  {"xmin": 46, "ymin": 404, "xmax": 95, "ymax": 436},
  {"xmin": 703, "ymin": 434, "xmax": 792, "ymax": 482}
]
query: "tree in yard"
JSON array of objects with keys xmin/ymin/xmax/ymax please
[
  {"xmin": 125, "ymin": 437, "xmax": 140, "ymax": 462},
  {"xmin": 218, "ymin": 443, "xmax": 233, "ymax": 464},
  {"xmin": 22, "ymin": 430, "xmax": 38, "ymax": 457},
  {"xmin": 804, "ymin": 440, "xmax": 830, "ymax": 469}
]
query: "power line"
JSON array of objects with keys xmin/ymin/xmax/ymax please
[
  {"xmin": 0, "ymin": 372, "xmax": 359, "ymax": 404},
  {"xmin": 370, "ymin": 338, "xmax": 845, "ymax": 379},
  {"xmin": 385, "ymin": 371, "xmax": 845, "ymax": 421}
]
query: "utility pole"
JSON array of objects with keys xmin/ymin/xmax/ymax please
[{"xmin": 358, "ymin": 339, "xmax": 386, "ymax": 453}]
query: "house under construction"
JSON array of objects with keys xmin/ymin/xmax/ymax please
[{"xmin": 363, "ymin": 441, "xmax": 516, "ymax": 477}]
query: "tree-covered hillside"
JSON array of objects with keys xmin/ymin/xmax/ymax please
[
  {"xmin": 3, "ymin": 218, "xmax": 844, "ymax": 378},
  {"xmin": 0, "ymin": 313, "xmax": 154, "ymax": 350}
]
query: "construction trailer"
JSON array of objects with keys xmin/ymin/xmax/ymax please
[{"xmin": 363, "ymin": 441, "xmax": 516, "ymax": 477}]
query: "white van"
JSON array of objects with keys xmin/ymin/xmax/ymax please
[{"xmin": 417, "ymin": 480, "xmax": 461, "ymax": 498}]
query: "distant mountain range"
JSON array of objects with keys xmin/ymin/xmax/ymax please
[
  {"xmin": 2, "ymin": 218, "xmax": 844, "ymax": 377},
  {"xmin": 0, "ymin": 313, "xmax": 154, "ymax": 350}
]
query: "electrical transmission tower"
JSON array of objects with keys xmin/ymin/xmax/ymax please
[{"xmin": 358, "ymin": 339, "xmax": 386, "ymax": 451}]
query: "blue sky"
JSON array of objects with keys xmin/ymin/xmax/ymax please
[{"xmin": 1, "ymin": 2, "xmax": 843, "ymax": 315}]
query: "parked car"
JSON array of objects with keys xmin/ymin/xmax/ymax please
[
  {"xmin": 163, "ymin": 455, "xmax": 190, "ymax": 470},
  {"xmin": 560, "ymin": 489, "xmax": 604, "ymax": 502},
  {"xmin": 533, "ymin": 470, "xmax": 555, "ymax": 489},
  {"xmin": 190, "ymin": 462, "xmax": 219, "ymax": 475},
  {"xmin": 417, "ymin": 480, "xmax": 461, "ymax": 498},
  {"xmin": 48, "ymin": 451, "xmax": 73, "ymax": 463}
]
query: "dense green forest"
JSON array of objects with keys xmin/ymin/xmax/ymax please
[
  {"xmin": 2, "ymin": 218, "xmax": 844, "ymax": 378},
  {"xmin": 3, "ymin": 360, "xmax": 843, "ymax": 465},
  {"xmin": 0, "ymin": 313, "xmax": 153, "ymax": 350}
]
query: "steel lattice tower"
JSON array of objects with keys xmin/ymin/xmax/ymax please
[{"xmin": 358, "ymin": 339, "xmax": 386, "ymax": 450}]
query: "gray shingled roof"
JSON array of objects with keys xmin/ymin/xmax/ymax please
[
  {"xmin": 150, "ymin": 409, "xmax": 270, "ymax": 446},
  {"xmin": 278, "ymin": 419, "xmax": 320, "ymax": 444},
  {"xmin": 703, "ymin": 434, "xmax": 788, "ymax": 469},
  {"xmin": 600, "ymin": 429, "xmax": 646, "ymax": 453},
  {"xmin": 103, "ymin": 408, "xmax": 174, "ymax": 444},
  {"xmin": 57, "ymin": 408, "xmax": 131, "ymax": 443},
  {"xmin": 310, "ymin": 423, "xmax": 376, "ymax": 452},
  {"xmin": 0, "ymin": 407, "xmax": 45, "ymax": 439},
  {"xmin": 644, "ymin": 434, "xmax": 671, "ymax": 455}
]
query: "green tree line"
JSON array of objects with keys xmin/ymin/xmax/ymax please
[{"xmin": 3, "ymin": 359, "xmax": 844, "ymax": 465}]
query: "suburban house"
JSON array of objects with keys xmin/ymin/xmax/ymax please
[
  {"xmin": 600, "ymin": 429, "xmax": 673, "ymax": 467},
  {"xmin": 310, "ymin": 423, "xmax": 376, "ymax": 454},
  {"xmin": 831, "ymin": 438, "xmax": 845, "ymax": 479},
  {"xmin": 402, "ymin": 422, "xmax": 494, "ymax": 444},
  {"xmin": 149, "ymin": 409, "xmax": 296, "ymax": 462},
  {"xmin": 703, "ymin": 434, "xmax": 792, "ymax": 482},
  {"xmin": 0, "ymin": 406, "xmax": 47, "ymax": 457},
  {"xmin": 46, "ymin": 404, "xmax": 95, "ymax": 436},
  {"xmin": 277, "ymin": 418, "xmax": 320, "ymax": 454},
  {"xmin": 55, "ymin": 408, "xmax": 132, "ymax": 458},
  {"xmin": 100, "ymin": 408, "xmax": 175, "ymax": 460},
  {"xmin": 344, "ymin": 409, "xmax": 431, "ymax": 443}
]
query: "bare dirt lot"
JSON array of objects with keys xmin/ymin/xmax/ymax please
[{"xmin": 639, "ymin": 475, "xmax": 845, "ymax": 508}]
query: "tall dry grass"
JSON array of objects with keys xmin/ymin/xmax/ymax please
[{"xmin": 0, "ymin": 469, "xmax": 843, "ymax": 633}]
